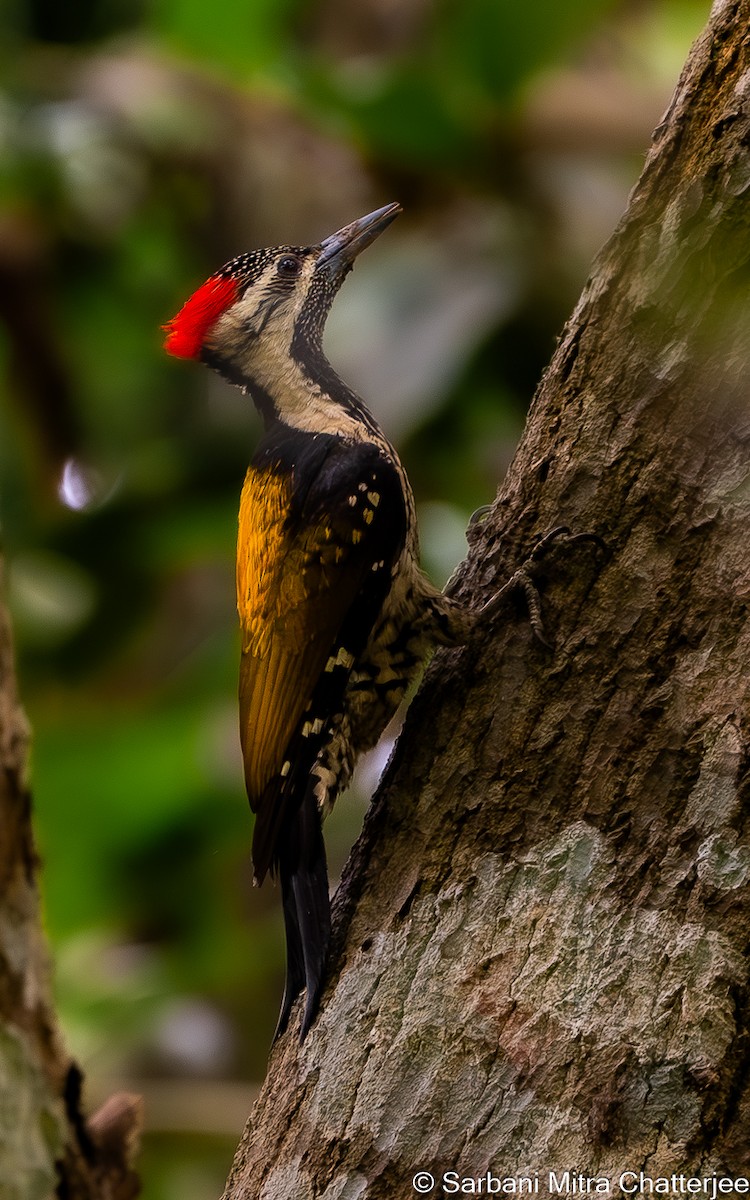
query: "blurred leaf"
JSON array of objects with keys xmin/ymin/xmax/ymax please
[
  {"xmin": 301, "ymin": 0, "xmax": 620, "ymax": 174},
  {"xmin": 149, "ymin": 0, "xmax": 305, "ymax": 78},
  {"xmin": 8, "ymin": 548, "xmax": 97, "ymax": 644},
  {"xmin": 433, "ymin": 0, "xmax": 621, "ymax": 105},
  {"xmin": 305, "ymin": 62, "xmax": 476, "ymax": 171},
  {"xmin": 33, "ymin": 700, "xmax": 226, "ymax": 934}
]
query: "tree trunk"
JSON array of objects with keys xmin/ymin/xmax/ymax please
[
  {"xmin": 0, "ymin": 575, "xmax": 141, "ymax": 1198},
  {"xmin": 223, "ymin": 2, "xmax": 750, "ymax": 1196}
]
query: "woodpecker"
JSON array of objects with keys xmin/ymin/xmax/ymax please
[{"xmin": 163, "ymin": 204, "xmax": 547, "ymax": 1040}]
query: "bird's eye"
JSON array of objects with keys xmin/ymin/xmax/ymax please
[{"xmin": 277, "ymin": 255, "xmax": 301, "ymax": 277}]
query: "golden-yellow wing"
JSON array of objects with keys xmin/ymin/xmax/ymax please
[
  {"xmin": 235, "ymin": 438, "xmax": 407, "ymax": 881},
  {"xmin": 236, "ymin": 463, "xmax": 370, "ymax": 801}
]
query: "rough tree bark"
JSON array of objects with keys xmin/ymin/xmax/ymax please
[
  {"xmin": 0, "ymin": 584, "xmax": 141, "ymax": 1198},
  {"xmin": 224, "ymin": 2, "xmax": 750, "ymax": 1196}
]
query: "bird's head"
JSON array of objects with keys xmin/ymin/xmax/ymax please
[{"xmin": 163, "ymin": 203, "xmax": 401, "ymax": 399}]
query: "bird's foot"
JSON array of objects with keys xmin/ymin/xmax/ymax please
[{"xmin": 478, "ymin": 525, "xmax": 606, "ymax": 648}]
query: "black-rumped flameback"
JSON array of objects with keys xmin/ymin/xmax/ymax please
[{"xmin": 164, "ymin": 205, "xmax": 476, "ymax": 1040}]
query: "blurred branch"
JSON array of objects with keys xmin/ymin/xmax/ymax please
[
  {"xmin": 0, "ymin": 565, "xmax": 142, "ymax": 1196},
  {"xmin": 92, "ymin": 1078, "xmax": 257, "ymax": 1137},
  {"xmin": 0, "ymin": 214, "xmax": 80, "ymax": 490}
]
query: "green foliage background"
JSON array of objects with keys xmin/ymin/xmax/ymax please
[{"xmin": 0, "ymin": 0, "xmax": 706, "ymax": 1194}]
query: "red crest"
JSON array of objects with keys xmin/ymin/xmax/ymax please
[{"xmin": 162, "ymin": 275, "xmax": 239, "ymax": 359}]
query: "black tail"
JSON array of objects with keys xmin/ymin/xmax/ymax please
[{"xmin": 273, "ymin": 786, "xmax": 331, "ymax": 1042}]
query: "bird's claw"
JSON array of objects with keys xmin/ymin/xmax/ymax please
[
  {"xmin": 478, "ymin": 564, "xmax": 552, "ymax": 646},
  {"xmin": 479, "ymin": 526, "xmax": 606, "ymax": 647},
  {"xmin": 469, "ymin": 504, "xmax": 493, "ymax": 527},
  {"xmin": 526, "ymin": 525, "xmax": 606, "ymax": 563}
]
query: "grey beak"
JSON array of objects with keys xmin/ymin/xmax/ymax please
[{"xmin": 316, "ymin": 203, "xmax": 402, "ymax": 274}]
